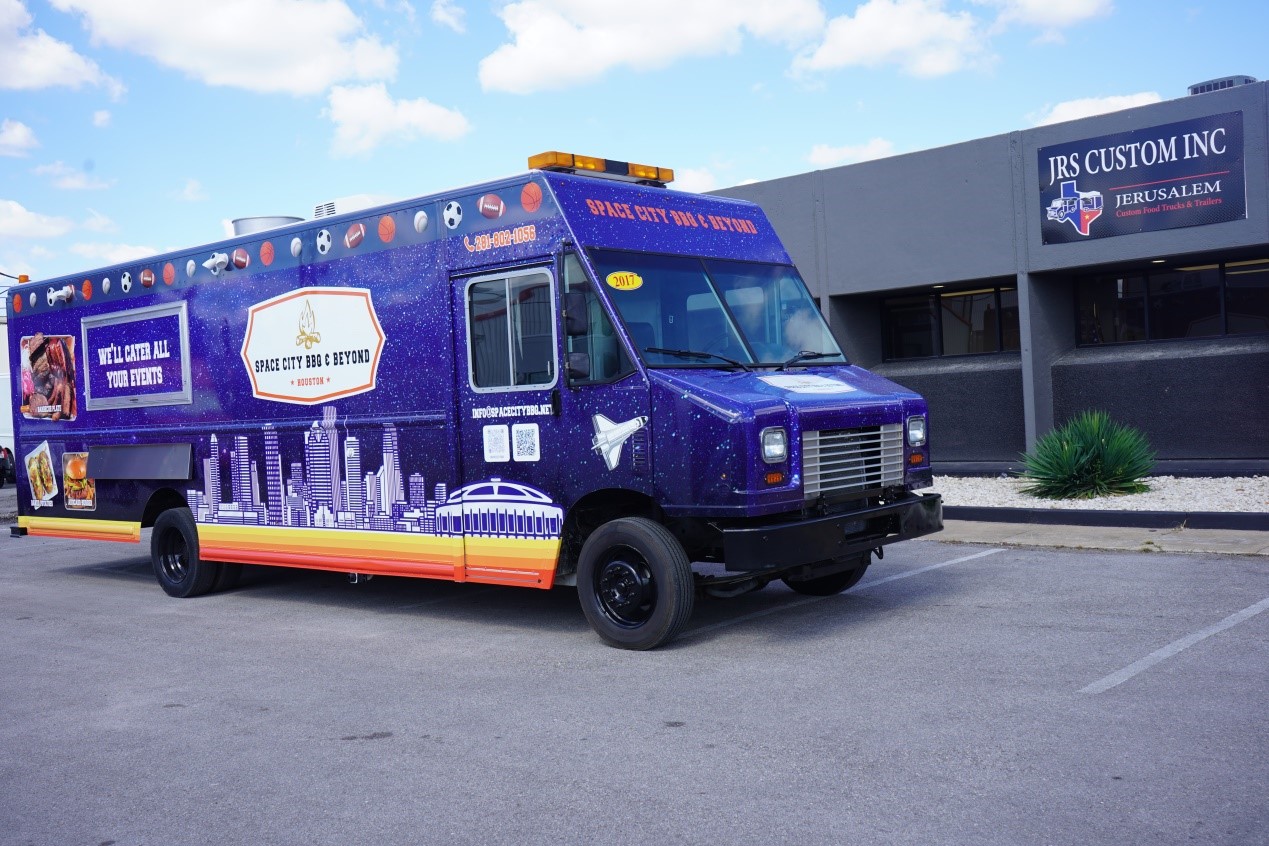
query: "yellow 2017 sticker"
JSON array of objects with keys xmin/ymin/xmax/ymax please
[{"xmin": 606, "ymin": 271, "xmax": 643, "ymax": 291}]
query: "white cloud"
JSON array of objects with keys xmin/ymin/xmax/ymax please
[
  {"xmin": 92, "ymin": 110, "xmax": 111, "ymax": 127},
  {"xmin": 673, "ymin": 167, "xmax": 719, "ymax": 194},
  {"xmin": 794, "ymin": 0, "xmax": 984, "ymax": 78},
  {"xmin": 0, "ymin": 0, "xmax": 124, "ymax": 96},
  {"xmin": 0, "ymin": 198, "xmax": 75, "ymax": 238},
  {"xmin": 0, "ymin": 118, "xmax": 39, "ymax": 156},
  {"xmin": 480, "ymin": 0, "xmax": 825, "ymax": 94},
  {"xmin": 82, "ymin": 208, "xmax": 115, "ymax": 232},
  {"xmin": 50, "ymin": 0, "xmax": 398, "ymax": 96},
  {"xmin": 34, "ymin": 160, "xmax": 113, "ymax": 190},
  {"xmin": 977, "ymin": 0, "xmax": 1112, "ymax": 29},
  {"xmin": 177, "ymin": 178, "xmax": 208, "ymax": 202},
  {"xmin": 69, "ymin": 241, "xmax": 160, "ymax": 264},
  {"xmin": 1031, "ymin": 92, "xmax": 1161, "ymax": 126},
  {"xmin": 326, "ymin": 83, "xmax": 470, "ymax": 155},
  {"xmin": 807, "ymin": 138, "xmax": 896, "ymax": 167},
  {"xmin": 430, "ymin": 0, "xmax": 464, "ymax": 32}
]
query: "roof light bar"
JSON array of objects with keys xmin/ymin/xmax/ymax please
[{"xmin": 528, "ymin": 151, "xmax": 674, "ymax": 186}]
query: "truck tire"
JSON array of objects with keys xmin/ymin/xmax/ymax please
[
  {"xmin": 577, "ymin": 517, "xmax": 695, "ymax": 650},
  {"xmin": 151, "ymin": 508, "xmax": 220, "ymax": 598},
  {"xmin": 782, "ymin": 554, "xmax": 870, "ymax": 596}
]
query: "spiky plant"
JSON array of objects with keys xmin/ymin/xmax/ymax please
[{"xmin": 1019, "ymin": 410, "xmax": 1155, "ymax": 499}]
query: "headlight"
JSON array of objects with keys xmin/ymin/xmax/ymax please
[
  {"xmin": 760, "ymin": 427, "xmax": 787, "ymax": 463},
  {"xmin": 907, "ymin": 415, "xmax": 927, "ymax": 447}
]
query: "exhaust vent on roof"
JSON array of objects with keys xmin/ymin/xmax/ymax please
[
  {"xmin": 312, "ymin": 193, "xmax": 399, "ymax": 219},
  {"xmin": 1188, "ymin": 75, "xmax": 1256, "ymax": 96}
]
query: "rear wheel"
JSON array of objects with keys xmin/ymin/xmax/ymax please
[
  {"xmin": 782, "ymin": 553, "xmax": 870, "ymax": 596},
  {"xmin": 577, "ymin": 517, "xmax": 695, "ymax": 650},
  {"xmin": 151, "ymin": 508, "xmax": 220, "ymax": 598}
]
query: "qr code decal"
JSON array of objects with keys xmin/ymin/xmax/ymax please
[
  {"xmin": 512, "ymin": 423, "xmax": 540, "ymax": 462},
  {"xmin": 483, "ymin": 425, "xmax": 510, "ymax": 463}
]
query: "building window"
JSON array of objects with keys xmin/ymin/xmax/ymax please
[
  {"xmin": 882, "ymin": 285, "xmax": 1020, "ymax": 360},
  {"xmin": 1076, "ymin": 258, "xmax": 1269, "ymax": 345}
]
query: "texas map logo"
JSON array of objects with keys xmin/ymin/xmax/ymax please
[{"xmin": 1046, "ymin": 180, "xmax": 1104, "ymax": 236}]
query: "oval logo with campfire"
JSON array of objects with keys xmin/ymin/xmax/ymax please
[{"xmin": 240, "ymin": 287, "xmax": 386, "ymax": 405}]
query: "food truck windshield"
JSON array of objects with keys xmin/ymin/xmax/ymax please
[{"xmin": 587, "ymin": 248, "xmax": 846, "ymax": 368}]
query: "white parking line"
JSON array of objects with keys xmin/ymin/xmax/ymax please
[
  {"xmin": 683, "ymin": 548, "xmax": 1005, "ymax": 640},
  {"xmin": 1080, "ymin": 595, "xmax": 1269, "ymax": 695}
]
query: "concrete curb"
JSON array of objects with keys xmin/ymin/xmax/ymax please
[{"xmin": 944, "ymin": 505, "xmax": 1269, "ymax": 532}]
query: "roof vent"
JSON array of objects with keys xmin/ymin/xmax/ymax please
[
  {"xmin": 312, "ymin": 194, "xmax": 398, "ymax": 219},
  {"xmin": 1188, "ymin": 75, "xmax": 1256, "ymax": 96},
  {"xmin": 232, "ymin": 216, "xmax": 304, "ymax": 236}
]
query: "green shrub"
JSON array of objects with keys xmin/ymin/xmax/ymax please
[{"xmin": 1018, "ymin": 410, "xmax": 1155, "ymax": 499}]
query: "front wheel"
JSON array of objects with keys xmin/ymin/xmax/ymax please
[
  {"xmin": 576, "ymin": 517, "xmax": 695, "ymax": 650},
  {"xmin": 782, "ymin": 553, "xmax": 871, "ymax": 596},
  {"xmin": 151, "ymin": 508, "xmax": 221, "ymax": 598}
]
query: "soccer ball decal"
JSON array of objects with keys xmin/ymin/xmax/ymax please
[
  {"xmin": 120, "ymin": 272, "xmax": 133, "ymax": 293},
  {"xmin": 316, "ymin": 229, "xmax": 332, "ymax": 255},
  {"xmin": 443, "ymin": 201, "xmax": 462, "ymax": 230}
]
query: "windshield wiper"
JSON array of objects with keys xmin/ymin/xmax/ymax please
[
  {"xmin": 778, "ymin": 350, "xmax": 843, "ymax": 371},
  {"xmin": 646, "ymin": 347, "xmax": 752, "ymax": 372}
]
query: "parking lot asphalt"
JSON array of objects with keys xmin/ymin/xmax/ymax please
[{"xmin": 2, "ymin": 525, "xmax": 1266, "ymax": 846}]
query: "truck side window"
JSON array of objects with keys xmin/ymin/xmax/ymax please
[
  {"xmin": 564, "ymin": 253, "xmax": 633, "ymax": 383},
  {"xmin": 466, "ymin": 270, "xmax": 556, "ymax": 390}
]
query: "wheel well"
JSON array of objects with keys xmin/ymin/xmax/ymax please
[
  {"xmin": 558, "ymin": 488, "xmax": 660, "ymax": 577},
  {"xmin": 141, "ymin": 487, "xmax": 190, "ymax": 528}
]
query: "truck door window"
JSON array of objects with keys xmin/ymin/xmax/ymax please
[
  {"xmin": 563, "ymin": 253, "xmax": 634, "ymax": 383},
  {"xmin": 466, "ymin": 270, "xmax": 557, "ymax": 391}
]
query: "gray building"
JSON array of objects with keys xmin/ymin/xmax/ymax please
[{"xmin": 719, "ymin": 79, "xmax": 1268, "ymax": 475}]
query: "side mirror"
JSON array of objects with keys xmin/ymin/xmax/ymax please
[
  {"xmin": 566, "ymin": 352, "xmax": 591, "ymax": 380},
  {"xmin": 563, "ymin": 292, "xmax": 589, "ymax": 337}
]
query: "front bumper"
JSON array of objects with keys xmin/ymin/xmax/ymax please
[{"xmin": 721, "ymin": 493, "xmax": 943, "ymax": 571}]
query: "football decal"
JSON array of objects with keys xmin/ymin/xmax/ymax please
[
  {"xmin": 521, "ymin": 182, "xmax": 542, "ymax": 213},
  {"xmin": 232, "ymin": 248, "xmax": 250, "ymax": 269},
  {"xmin": 378, "ymin": 215, "xmax": 396, "ymax": 243},
  {"xmin": 120, "ymin": 272, "xmax": 133, "ymax": 293},
  {"xmin": 316, "ymin": 229, "xmax": 332, "ymax": 255},
  {"xmin": 477, "ymin": 193, "xmax": 505, "ymax": 219},
  {"xmin": 443, "ymin": 201, "xmax": 462, "ymax": 229},
  {"xmin": 290, "ymin": 237, "xmax": 303, "ymax": 258},
  {"xmin": 413, "ymin": 209, "xmax": 429, "ymax": 233},
  {"xmin": 260, "ymin": 241, "xmax": 275, "ymax": 266},
  {"xmin": 344, "ymin": 223, "xmax": 366, "ymax": 249},
  {"xmin": 163, "ymin": 262, "xmax": 175, "ymax": 285},
  {"xmin": 140, "ymin": 268, "xmax": 156, "ymax": 287}
]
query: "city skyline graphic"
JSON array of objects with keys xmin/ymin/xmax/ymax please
[{"xmin": 189, "ymin": 406, "xmax": 563, "ymax": 541}]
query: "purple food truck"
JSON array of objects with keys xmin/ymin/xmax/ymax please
[{"xmin": 7, "ymin": 151, "xmax": 942, "ymax": 649}]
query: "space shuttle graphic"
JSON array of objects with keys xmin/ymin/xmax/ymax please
[{"xmin": 591, "ymin": 414, "xmax": 649, "ymax": 471}]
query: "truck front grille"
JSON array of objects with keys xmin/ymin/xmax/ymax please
[{"xmin": 802, "ymin": 424, "xmax": 904, "ymax": 500}]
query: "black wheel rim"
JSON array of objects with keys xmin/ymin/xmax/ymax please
[
  {"xmin": 156, "ymin": 527, "xmax": 190, "ymax": 584},
  {"xmin": 595, "ymin": 548, "xmax": 656, "ymax": 628}
]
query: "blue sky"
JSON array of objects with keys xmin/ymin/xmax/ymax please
[{"xmin": 1, "ymin": 0, "xmax": 1264, "ymax": 286}]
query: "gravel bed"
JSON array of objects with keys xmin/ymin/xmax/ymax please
[{"xmin": 932, "ymin": 475, "xmax": 1269, "ymax": 513}]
